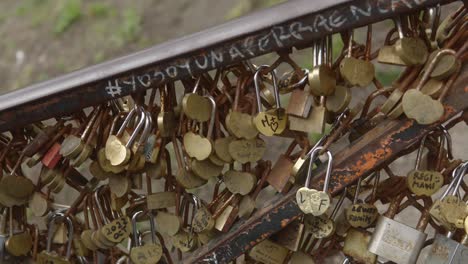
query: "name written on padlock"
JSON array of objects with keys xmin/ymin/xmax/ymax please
[
  {"xmin": 102, "ymin": 217, "xmax": 131, "ymax": 243},
  {"xmin": 346, "ymin": 204, "xmax": 378, "ymax": 228},
  {"xmin": 407, "ymin": 170, "xmax": 443, "ymax": 196},
  {"xmin": 381, "ymin": 229, "xmax": 414, "ymax": 252}
]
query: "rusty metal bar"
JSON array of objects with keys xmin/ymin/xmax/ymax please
[
  {"xmin": 183, "ymin": 64, "xmax": 468, "ymax": 263},
  {"xmin": 0, "ymin": 0, "xmax": 450, "ymax": 132}
]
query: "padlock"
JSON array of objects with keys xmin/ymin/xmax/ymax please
[
  {"xmin": 343, "ymin": 228, "xmax": 377, "ymax": 264},
  {"xmin": 429, "ymin": 163, "xmax": 466, "ymax": 230},
  {"xmin": 214, "ymin": 194, "xmax": 241, "ymax": 232},
  {"xmin": 253, "ymin": 65, "xmax": 287, "ymax": 136},
  {"xmin": 436, "ymin": 7, "xmax": 465, "ymax": 46},
  {"xmin": 71, "ymin": 107, "xmax": 106, "ymax": 168},
  {"xmin": 0, "ymin": 209, "xmax": 8, "ymax": 261},
  {"xmin": 41, "ymin": 142, "xmax": 62, "ymax": 169},
  {"xmin": 425, "ymin": 233, "xmax": 468, "ymax": 264},
  {"xmin": 105, "ymin": 106, "xmax": 146, "ymax": 166},
  {"xmin": 302, "ymin": 187, "xmax": 346, "ymax": 245},
  {"xmin": 37, "ymin": 213, "xmax": 74, "ymax": 264},
  {"xmin": 182, "ymin": 77, "xmax": 212, "ymax": 122},
  {"xmin": 286, "ymin": 70, "xmax": 313, "ymax": 118},
  {"xmin": 406, "ymin": 133, "xmax": 444, "ymax": 196},
  {"xmin": 61, "ymin": 106, "xmax": 102, "ymax": 159},
  {"xmin": 130, "ymin": 210, "xmax": 163, "ymax": 264},
  {"xmin": 296, "ymin": 146, "xmax": 333, "ymax": 216},
  {"xmin": 402, "ymin": 49, "xmax": 458, "ymax": 125},
  {"xmin": 183, "ymin": 95, "xmax": 216, "ymax": 161},
  {"xmin": 249, "ymin": 239, "xmax": 289, "ymax": 264},
  {"xmin": 238, "ymin": 162, "xmax": 271, "ymax": 218},
  {"xmin": 267, "ymin": 141, "xmax": 296, "ymax": 193},
  {"xmin": 146, "ymin": 191, "xmax": 176, "ymax": 210},
  {"xmin": 171, "ymin": 196, "xmax": 199, "ymax": 252},
  {"xmin": 368, "ymin": 192, "xmax": 429, "ymax": 264},
  {"xmin": 437, "ymin": 162, "xmax": 468, "ymax": 230},
  {"xmin": 345, "ymin": 176, "xmax": 379, "ymax": 229},
  {"xmin": 225, "ymin": 74, "xmax": 259, "ymax": 140},
  {"xmin": 128, "ymin": 109, "xmax": 153, "ymax": 172},
  {"xmin": 192, "ymin": 195, "xmax": 215, "ymax": 233},
  {"xmin": 339, "ymin": 28, "xmax": 375, "ymax": 88},
  {"xmin": 393, "ymin": 16, "xmax": 428, "ymax": 66},
  {"xmin": 308, "ymin": 37, "xmax": 336, "ymax": 96},
  {"xmin": 173, "ymin": 137, "xmax": 206, "ymax": 189}
]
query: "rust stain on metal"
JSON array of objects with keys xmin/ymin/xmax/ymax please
[{"xmin": 281, "ymin": 219, "xmax": 290, "ymax": 228}]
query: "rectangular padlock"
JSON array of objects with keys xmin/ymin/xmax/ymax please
[
  {"xmin": 249, "ymin": 239, "xmax": 289, "ymax": 264},
  {"xmin": 41, "ymin": 142, "xmax": 62, "ymax": 169},
  {"xmin": 368, "ymin": 216, "xmax": 427, "ymax": 264},
  {"xmin": 267, "ymin": 154, "xmax": 294, "ymax": 193},
  {"xmin": 425, "ymin": 234, "xmax": 468, "ymax": 264},
  {"xmin": 146, "ymin": 192, "xmax": 176, "ymax": 210},
  {"xmin": 287, "ymin": 89, "xmax": 313, "ymax": 118},
  {"xmin": 343, "ymin": 228, "xmax": 377, "ymax": 264}
]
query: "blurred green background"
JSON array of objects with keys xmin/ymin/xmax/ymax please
[{"xmin": 0, "ymin": 0, "xmax": 286, "ymax": 93}]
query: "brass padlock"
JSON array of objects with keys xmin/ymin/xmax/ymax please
[
  {"xmin": 37, "ymin": 213, "xmax": 74, "ymax": 264},
  {"xmin": 130, "ymin": 210, "xmax": 163, "ymax": 264}
]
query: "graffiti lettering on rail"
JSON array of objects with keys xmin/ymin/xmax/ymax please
[{"xmin": 105, "ymin": 0, "xmax": 428, "ymax": 97}]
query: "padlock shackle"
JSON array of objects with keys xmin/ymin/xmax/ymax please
[
  {"xmin": 441, "ymin": 161, "xmax": 467, "ymax": 198},
  {"xmin": 46, "ymin": 213, "xmax": 73, "ymax": 260},
  {"xmin": 81, "ymin": 105, "xmax": 102, "ymax": 141},
  {"xmin": 425, "ymin": 6, "xmax": 441, "ymax": 41},
  {"xmin": 204, "ymin": 95, "xmax": 216, "ymax": 140},
  {"xmin": 414, "ymin": 134, "xmax": 429, "ymax": 171},
  {"xmin": 415, "ymin": 49, "xmax": 456, "ymax": 92},
  {"xmin": 253, "ymin": 65, "xmax": 281, "ymax": 113},
  {"xmin": 116, "ymin": 106, "xmax": 138, "ymax": 137},
  {"xmin": 437, "ymin": 125, "xmax": 453, "ymax": 160},
  {"xmin": 353, "ymin": 177, "xmax": 363, "ymax": 205},
  {"xmin": 384, "ymin": 192, "xmax": 405, "ymax": 218},
  {"xmin": 132, "ymin": 210, "xmax": 144, "ymax": 246},
  {"xmin": 191, "ymin": 76, "xmax": 202, "ymax": 94},
  {"xmin": 305, "ymin": 146, "xmax": 333, "ymax": 193},
  {"xmin": 331, "ymin": 187, "xmax": 346, "ymax": 220},
  {"xmin": 94, "ymin": 186, "xmax": 109, "ymax": 225},
  {"xmin": 125, "ymin": 108, "xmax": 146, "ymax": 148},
  {"xmin": 135, "ymin": 110, "xmax": 152, "ymax": 150},
  {"xmin": 347, "ymin": 30, "xmax": 354, "ymax": 58}
]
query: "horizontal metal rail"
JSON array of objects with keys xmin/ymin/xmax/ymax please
[
  {"xmin": 0, "ymin": 0, "xmax": 449, "ymax": 132},
  {"xmin": 182, "ymin": 63, "xmax": 468, "ymax": 264}
]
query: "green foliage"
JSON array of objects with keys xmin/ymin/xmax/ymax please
[
  {"xmin": 54, "ymin": 0, "xmax": 82, "ymax": 34},
  {"xmin": 226, "ymin": 0, "xmax": 285, "ymax": 20},
  {"xmin": 15, "ymin": 0, "xmax": 48, "ymax": 16},
  {"xmin": 89, "ymin": 3, "xmax": 114, "ymax": 18},
  {"xmin": 119, "ymin": 9, "xmax": 142, "ymax": 42},
  {"xmin": 93, "ymin": 51, "xmax": 105, "ymax": 64},
  {"xmin": 376, "ymin": 68, "xmax": 402, "ymax": 86}
]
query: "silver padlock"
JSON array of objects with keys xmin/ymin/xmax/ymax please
[
  {"xmin": 368, "ymin": 192, "xmax": 429, "ymax": 264},
  {"xmin": 0, "ymin": 210, "xmax": 7, "ymax": 262},
  {"xmin": 425, "ymin": 233, "xmax": 468, "ymax": 263}
]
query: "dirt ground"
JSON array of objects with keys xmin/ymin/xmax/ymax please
[{"xmin": 0, "ymin": 0, "xmax": 282, "ymax": 94}]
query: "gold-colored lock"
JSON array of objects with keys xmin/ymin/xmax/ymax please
[
  {"xmin": 253, "ymin": 65, "xmax": 288, "ymax": 136},
  {"xmin": 37, "ymin": 213, "xmax": 74, "ymax": 264},
  {"xmin": 308, "ymin": 37, "xmax": 336, "ymax": 96},
  {"xmin": 183, "ymin": 95, "xmax": 216, "ymax": 161},
  {"xmin": 130, "ymin": 210, "xmax": 163, "ymax": 264}
]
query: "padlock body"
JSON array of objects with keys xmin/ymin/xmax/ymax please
[
  {"xmin": 368, "ymin": 216, "xmax": 427, "ymax": 264},
  {"xmin": 426, "ymin": 234, "xmax": 468, "ymax": 263}
]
